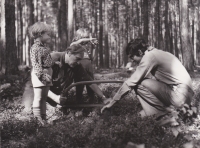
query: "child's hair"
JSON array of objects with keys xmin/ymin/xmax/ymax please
[
  {"xmin": 72, "ymin": 28, "xmax": 90, "ymax": 44},
  {"xmin": 126, "ymin": 38, "xmax": 148, "ymax": 56},
  {"xmin": 66, "ymin": 44, "xmax": 85, "ymax": 54},
  {"xmin": 28, "ymin": 22, "xmax": 52, "ymax": 39}
]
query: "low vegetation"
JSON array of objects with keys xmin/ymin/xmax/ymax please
[{"xmin": 1, "ymin": 69, "xmax": 200, "ymax": 148}]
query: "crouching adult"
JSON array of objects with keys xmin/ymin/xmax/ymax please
[
  {"xmin": 47, "ymin": 44, "xmax": 107, "ymax": 106},
  {"xmin": 101, "ymin": 39, "xmax": 194, "ymax": 118}
]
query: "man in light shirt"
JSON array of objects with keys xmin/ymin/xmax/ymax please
[{"xmin": 101, "ymin": 39, "xmax": 194, "ymax": 117}]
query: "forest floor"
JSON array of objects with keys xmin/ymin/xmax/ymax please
[{"xmin": 1, "ymin": 68, "xmax": 200, "ymax": 148}]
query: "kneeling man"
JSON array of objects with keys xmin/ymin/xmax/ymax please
[{"xmin": 101, "ymin": 39, "xmax": 194, "ymax": 117}]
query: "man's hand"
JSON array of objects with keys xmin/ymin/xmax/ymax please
[
  {"xmin": 101, "ymin": 99, "xmax": 116, "ymax": 113},
  {"xmin": 103, "ymin": 98, "xmax": 113, "ymax": 104}
]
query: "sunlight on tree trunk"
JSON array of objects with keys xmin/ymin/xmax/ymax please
[
  {"xmin": 179, "ymin": 0, "xmax": 194, "ymax": 71},
  {"xmin": 104, "ymin": 1, "xmax": 109, "ymax": 68},
  {"xmin": 1, "ymin": 0, "xmax": 6, "ymax": 73},
  {"xmin": 68, "ymin": 0, "xmax": 74, "ymax": 46}
]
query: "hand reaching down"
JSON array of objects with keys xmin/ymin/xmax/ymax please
[{"xmin": 101, "ymin": 99, "xmax": 116, "ymax": 113}]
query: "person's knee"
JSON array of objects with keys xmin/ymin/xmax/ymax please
[
  {"xmin": 135, "ymin": 83, "xmax": 148, "ymax": 95},
  {"xmin": 140, "ymin": 79, "xmax": 156, "ymax": 90}
]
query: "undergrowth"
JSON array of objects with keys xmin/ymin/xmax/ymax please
[{"xmin": 1, "ymin": 69, "xmax": 200, "ymax": 148}]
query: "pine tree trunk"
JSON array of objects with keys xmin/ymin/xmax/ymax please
[
  {"xmin": 94, "ymin": 0, "xmax": 98, "ymax": 67},
  {"xmin": 60, "ymin": 0, "xmax": 67, "ymax": 50},
  {"xmin": 143, "ymin": 0, "xmax": 148, "ymax": 42},
  {"xmin": 104, "ymin": 1, "xmax": 109, "ymax": 68},
  {"xmin": 116, "ymin": 1, "xmax": 120, "ymax": 68},
  {"xmin": 164, "ymin": 0, "xmax": 170, "ymax": 52},
  {"xmin": 155, "ymin": 0, "xmax": 161, "ymax": 48},
  {"xmin": 19, "ymin": 0, "xmax": 23, "ymax": 65},
  {"xmin": 179, "ymin": 0, "xmax": 194, "ymax": 70},
  {"xmin": 99, "ymin": 0, "xmax": 104, "ymax": 68},
  {"xmin": 2, "ymin": 0, "xmax": 18, "ymax": 74},
  {"xmin": 1, "ymin": 0, "xmax": 6, "ymax": 72},
  {"xmin": 68, "ymin": 0, "xmax": 74, "ymax": 47}
]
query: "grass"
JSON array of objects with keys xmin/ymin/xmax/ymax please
[{"xmin": 1, "ymin": 69, "xmax": 200, "ymax": 148}]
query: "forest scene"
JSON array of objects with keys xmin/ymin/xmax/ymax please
[{"xmin": 1, "ymin": 0, "xmax": 200, "ymax": 147}]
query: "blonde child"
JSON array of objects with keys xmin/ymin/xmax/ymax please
[{"xmin": 29, "ymin": 22, "xmax": 55, "ymax": 125}]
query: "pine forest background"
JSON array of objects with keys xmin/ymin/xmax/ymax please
[{"xmin": 0, "ymin": 0, "xmax": 200, "ymax": 75}]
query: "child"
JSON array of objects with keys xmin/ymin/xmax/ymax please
[
  {"xmin": 29, "ymin": 22, "xmax": 55, "ymax": 125},
  {"xmin": 70, "ymin": 28, "xmax": 106, "ymax": 103}
]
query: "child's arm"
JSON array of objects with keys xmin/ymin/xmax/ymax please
[{"xmin": 70, "ymin": 38, "xmax": 97, "ymax": 46}]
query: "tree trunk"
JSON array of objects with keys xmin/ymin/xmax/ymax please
[
  {"xmin": 136, "ymin": 0, "xmax": 141, "ymax": 36},
  {"xmin": 37, "ymin": 0, "xmax": 42, "ymax": 21},
  {"xmin": 143, "ymin": 0, "xmax": 148, "ymax": 42},
  {"xmin": 1, "ymin": 0, "xmax": 18, "ymax": 74},
  {"xmin": 34, "ymin": 0, "xmax": 38, "ymax": 22},
  {"xmin": 123, "ymin": 0, "xmax": 129, "ymax": 66},
  {"xmin": 164, "ymin": 0, "xmax": 170, "ymax": 52},
  {"xmin": 179, "ymin": 0, "xmax": 194, "ymax": 70},
  {"xmin": 61, "ymin": 0, "xmax": 67, "ymax": 50},
  {"xmin": 104, "ymin": 0, "xmax": 109, "ymax": 68},
  {"xmin": 68, "ymin": 0, "xmax": 74, "ymax": 47},
  {"xmin": 94, "ymin": 0, "xmax": 98, "ymax": 67},
  {"xmin": 18, "ymin": 0, "xmax": 23, "ymax": 65},
  {"xmin": 1, "ymin": 0, "xmax": 6, "ymax": 72},
  {"xmin": 117, "ymin": 1, "xmax": 120, "ymax": 68},
  {"xmin": 28, "ymin": 0, "xmax": 34, "ymax": 31},
  {"xmin": 99, "ymin": 0, "xmax": 104, "ymax": 68},
  {"xmin": 155, "ymin": 0, "xmax": 161, "ymax": 48},
  {"xmin": 196, "ymin": 6, "xmax": 200, "ymax": 65}
]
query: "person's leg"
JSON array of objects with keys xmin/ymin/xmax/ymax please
[
  {"xmin": 32, "ymin": 87, "xmax": 44, "ymax": 123},
  {"xmin": 86, "ymin": 85, "xmax": 95, "ymax": 103},
  {"xmin": 73, "ymin": 63, "xmax": 90, "ymax": 103},
  {"xmin": 76, "ymin": 84, "xmax": 85, "ymax": 103},
  {"xmin": 81, "ymin": 61, "xmax": 106, "ymax": 102},
  {"xmin": 135, "ymin": 85, "xmax": 167, "ymax": 117},
  {"xmin": 41, "ymin": 86, "xmax": 50, "ymax": 120},
  {"xmin": 135, "ymin": 79, "xmax": 173, "ymax": 116}
]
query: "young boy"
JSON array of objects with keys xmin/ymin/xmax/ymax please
[
  {"xmin": 29, "ymin": 22, "xmax": 56, "ymax": 125},
  {"xmin": 70, "ymin": 28, "xmax": 104, "ymax": 103}
]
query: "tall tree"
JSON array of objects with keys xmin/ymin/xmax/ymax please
[
  {"xmin": 179, "ymin": 0, "xmax": 194, "ymax": 70},
  {"xmin": 1, "ymin": 0, "xmax": 18, "ymax": 74},
  {"xmin": 99, "ymin": 0, "xmax": 103, "ymax": 67},
  {"xmin": 104, "ymin": 0, "xmax": 109, "ymax": 68},
  {"xmin": 155, "ymin": 0, "xmax": 161, "ymax": 48},
  {"xmin": 61, "ymin": 0, "xmax": 67, "ymax": 50},
  {"xmin": 16, "ymin": 0, "xmax": 23, "ymax": 64},
  {"xmin": 28, "ymin": 0, "xmax": 34, "ymax": 41},
  {"xmin": 143, "ymin": 0, "xmax": 148, "ymax": 42},
  {"xmin": 164, "ymin": 0, "xmax": 171, "ymax": 52},
  {"xmin": 68, "ymin": 0, "xmax": 74, "ymax": 46}
]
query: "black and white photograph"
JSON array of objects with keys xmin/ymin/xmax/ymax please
[{"xmin": 0, "ymin": 0, "xmax": 200, "ymax": 147}]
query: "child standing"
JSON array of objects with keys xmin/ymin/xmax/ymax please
[{"xmin": 29, "ymin": 22, "xmax": 53, "ymax": 125}]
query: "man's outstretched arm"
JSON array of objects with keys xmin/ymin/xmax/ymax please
[{"xmin": 101, "ymin": 82, "xmax": 131, "ymax": 113}]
